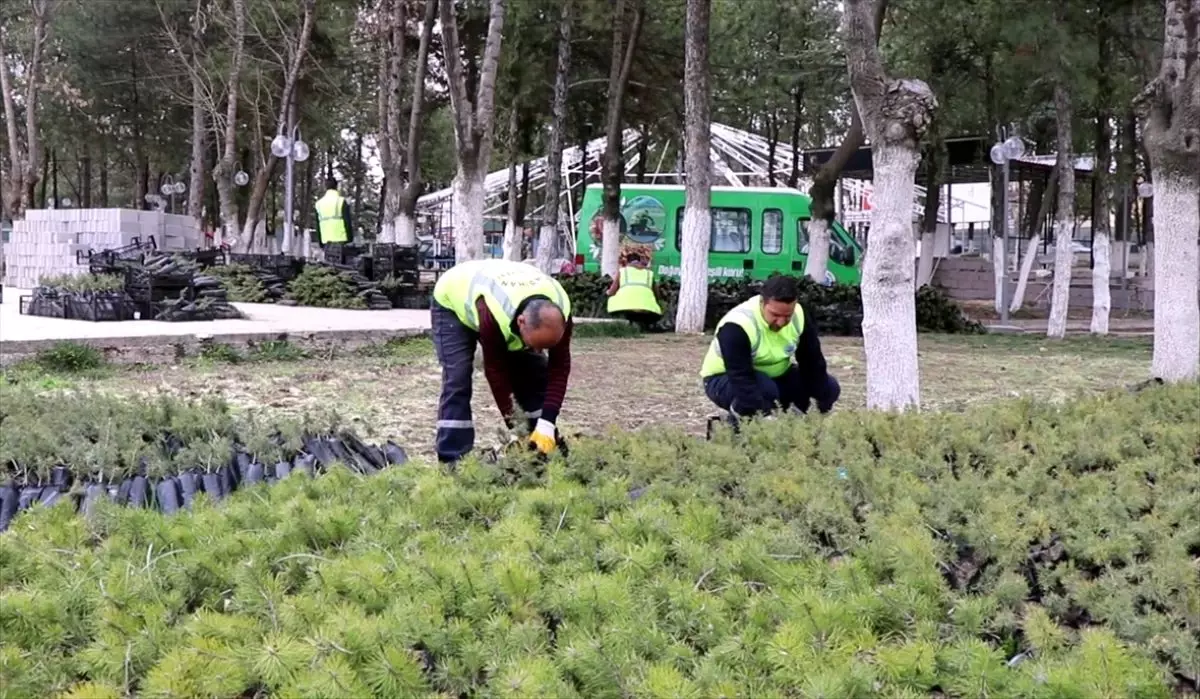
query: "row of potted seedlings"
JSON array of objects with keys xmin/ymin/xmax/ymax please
[{"xmin": 0, "ymin": 430, "xmax": 410, "ymax": 532}]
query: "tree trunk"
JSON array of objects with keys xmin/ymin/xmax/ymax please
[
  {"xmin": 80, "ymin": 148, "xmax": 92, "ymax": 208},
  {"xmin": 0, "ymin": 30, "xmax": 26, "ymax": 219},
  {"xmin": 377, "ymin": 0, "xmax": 406, "ymax": 244},
  {"xmin": 0, "ymin": 1, "xmax": 52, "ymax": 218},
  {"xmin": 1139, "ymin": 0, "xmax": 1200, "ymax": 382},
  {"xmin": 1115, "ymin": 108, "xmax": 1136, "ymax": 279},
  {"xmin": 787, "ymin": 85, "xmax": 802, "ymax": 188},
  {"xmin": 213, "ymin": 0, "xmax": 247, "ymax": 242},
  {"xmin": 916, "ymin": 135, "xmax": 944, "ymax": 288},
  {"xmin": 394, "ymin": 0, "xmax": 439, "ymax": 246},
  {"xmin": 187, "ymin": 0, "xmax": 207, "ymax": 222},
  {"xmin": 502, "ymin": 108, "xmax": 522, "ymax": 261},
  {"xmin": 440, "ymin": 0, "xmax": 507, "ymax": 261},
  {"xmin": 1010, "ymin": 167, "xmax": 1058, "ymax": 312},
  {"xmin": 766, "ymin": 112, "xmax": 778, "ymax": 186},
  {"xmin": 1090, "ymin": 23, "xmax": 1114, "ymax": 335},
  {"xmin": 599, "ymin": 0, "xmax": 644, "ymax": 278},
  {"xmin": 635, "ymin": 131, "xmax": 648, "ymax": 183},
  {"xmin": 844, "ymin": 0, "xmax": 936, "ymax": 411},
  {"xmin": 1046, "ymin": 79, "xmax": 1076, "ymax": 339},
  {"xmin": 804, "ymin": 0, "xmax": 887, "ymax": 283},
  {"xmin": 675, "ymin": 0, "xmax": 711, "ymax": 334},
  {"xmin": 536, "ymin": 0, "xmax": 573, "ymax": 273}
]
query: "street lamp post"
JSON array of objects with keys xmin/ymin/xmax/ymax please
[
  {"xmin": 271, "ymin": 127, "xmax": 310, "ymax": 256},
  {"xmin": 990, "ymin": 131, "xmax": 1026, "ymax": 324},
  {"xmin": 160, "ymin": 176, "xmax": 187, "ymax": 215}
]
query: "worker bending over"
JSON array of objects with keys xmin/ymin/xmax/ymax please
[
  {"xmin": 700, "ymin": 275, "xmax": 840, "ymax": 419},
  {"xmin": 430, "ymin": 259, "xmax": 573, "ymax": 464},
  {"xmin": 605, "ymin": 251, "xmax": 663, "ymax": 330}
]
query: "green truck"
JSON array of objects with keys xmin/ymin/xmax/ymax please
[{"xmin": 574, "ymin": 183, "xmax": 864, "ymax": 284}]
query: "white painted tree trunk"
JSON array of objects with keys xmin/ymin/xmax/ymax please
[
  {"xmin": 1150, "ymin": 172, "xmax": 1200, "ymax": 382},
  {"xmin": 993, "ymin": 234, "xmax": 1007, "ymax": 314},
  {"xmin": 502, "ymin": 218, "xmax": 522, "ymax": 261},
  {"xmin": 396, "ymin": 214, "xmax": 417, "ymax": 246},
  {"xmin": 1045, "ymin": 223, "xmax": 1075, "ymax": 338},
  {"xmin": 379, "ymin": 217, "xmax": 396, "ymax": 245},
  {"xmin": 860, "ymin": 143, "xmax": 921, "ymax": 410},
  {"xmin": 803, "ymin": 218, "xmax": 831, "ymax": 282},
  {"xmin": 600, "ymin": 217, "xmax": 621, "ymax": 277},
  {"xmin": 677, "ymin": 206, "xmax": 711, "ymax": 332},
  {"xmin": 916, "ymin": 230, "xmax": 935, "ymax": 287},
  {"xmin": 535, "ymin": 224, "xmax": 557, "ymax": 272},
  {"xmin": 1009, "ymin": 234, "xmax": 1042, "ymax": 313},
  {"xmin": 1090, "ymin": 230, "xmax": 1111, "ymax": 334},
  {"xmin": 452, "ymin": 166, "xmax": 485, "ymax": 261}
]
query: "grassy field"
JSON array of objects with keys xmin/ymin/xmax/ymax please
[{"xmin": 5, "ymin": 329, "xmax": 1154, "ymax": 460}]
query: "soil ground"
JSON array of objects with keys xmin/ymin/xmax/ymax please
[{"xmin": 36, "ymin": 331, "xmax": 1153, "ymax": 459}]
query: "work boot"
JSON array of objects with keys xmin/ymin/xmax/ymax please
[{"xmin": 706, "ymin": 412, "xmax": 740, "ymax": 440}]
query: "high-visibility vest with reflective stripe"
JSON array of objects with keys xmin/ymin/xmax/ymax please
[
  {"xmin": 699, "ymin": 295, "xmax": 805, "ymax": 379},
  {"xmin": 315, "ymin": 190, "xmax": 347, "ymax": 243},
  {"xmin": 433, "ymin": 259, "xmax": 572, "ymax": 351},
  {"xmin": 607, "ymin": 266, "xmax": 662, "ymax": 314}
]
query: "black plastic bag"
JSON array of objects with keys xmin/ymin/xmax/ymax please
[
  {"xmin": 115, "ymin": 479, "xmax": 133, "ymax": 505},
  {"xmin": 39, "ymin": 487, "xmax": 62, "ymax": 508},
  {"xmin": 201, "ymin": 472, "xmax": 224, "ymax": 499},
  {"xmin": 340, "ymin": 431, "xmax": 387, "ymax": 472},
  {"xmin": 294, "ymin": 452, "xmax": 317, "ymax": 477},
  {"xmin": 218, "ymin": 464, "xmax": 237, "ymax": 495},
  {"xmin": 82, "ymin": 484, "xmax": 109, "ymax": 518},
  {"xmin": 384, "ymin": 441, "xmax": 409, "ymax": 465},
  {"xmin": 303, "ymin": 436, "xmax": 339, "ymax": 469},
  {"xmin": 327, "ymin": 437, "xmax": 377, "ymax": 475},
  {"xmin": 50, "ymin": 466, "xmax": 72, "ymax": 489},
  {"xmin": 128, "ymin": 476, "xmax": 150, "ymax": 508},
  {"xmin": 233, "ymin": 450, "xmax": 252, "ymax": 482},
  {"xmin": 178, "ymin": 471, "xmax": 200, "ymax": 507},
  {"xmin": 18, "ymin": 486, "xmax": 44, "ymax": 511},
  {"xmin": 156, "ymin": 478, "xmax": 182, "ymax": 514},
  {"xmin": 274, "ymin": 460, "xmax": 292, "ymax": 480},
  {"xmin": 244, "ymin": 462, "xmax": 265, "ymax": 485},
  {"xmin": 0, "ymin": 485, "xmax": 19, "ymax": 530}
]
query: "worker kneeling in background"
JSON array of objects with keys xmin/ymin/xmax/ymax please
[
  {"xmin": 700, "ymin": 275, "xmax": 840, "ymax": 421},
  {"xmin": 430, "ymin": 259, "xmax": 574, "ymax": 465},
  {"xmin": 605, "ymin": 251, "xmax": 663, "ymax": 330}
]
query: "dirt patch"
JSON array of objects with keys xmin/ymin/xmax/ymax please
[{"xmin": 76, "ymin": 333, "xmax": 1151, "ymax": 459}]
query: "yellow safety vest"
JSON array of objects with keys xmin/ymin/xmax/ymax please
[
  {"xmin": 606, "ymin": 266, "xmax": 662, "ymax": 315},
  {"xmin": 315, "ymin": 190, "xmax": 347, "ymax": 243},
  {"xmin": 433, "ymin": 259, "xmax": 573, "ymax": 351},
  {"xmin": 699, "ymin": 295, "xmax": 805, "ymax": 379}
]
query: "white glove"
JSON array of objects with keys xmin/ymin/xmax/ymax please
[{"xmin": 530, "ymin": 418, "xmax": 557, "ymax": 454}]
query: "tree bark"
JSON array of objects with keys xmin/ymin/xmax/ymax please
[
  {"xmin": 599, "ymin": 0, "xmax": 645, "ymax": 278},
  {"xmin": 916, "ymin": 134, "xmax": 944, "ymax": 288},
  {"xmin": 377, "ymin": 0, "xmax": 406, "ymax": 244},
  {"xmin": 1137, "ymin": 0, "xmax": 1199, "ymax": 381},
  {"xmin": 844, "ymin": 0, "xmax": 937, "ymax": 411},
  {"xmin": 804, "ymin": 0, "xmax": 887, "ymax": 283},
  {"xmin": 394, "ymin": 0, "xmax": 439, "ymax": 246},
  {"xmin": 536, "ymin": 0, "xmax": 573, "ymax": 273},
  {"xmin": 1010, "ymin": 166, "xmax": 1058, "ymax": 312},
  {"xmin": 213, "ymin": 0, "xmax": 247, "ymax": 243},
  {"xmin": 1090, "ymin": 19, "xmax": 1114, "ymax": 335},
  {"xmin": 0, "ymin": 0, "xmax": 53, "ymax": 218},
  {"xmin": 440, "ymin": 0, "xmax": 507, "ymax": 262},
  {"xmin": 675, "ymin": 0, "xmax": 712, "ymax": 334},
  {"xmin": 187, "ymin": 0, "xmax": 207, "ymax": 222},
  {"xmin": 1046, "ymin": 77, "xmax": 1076, "ymax": 339},
  {"xmin": 787, "ymin": 84, "xmax": 802, "ymax": 188},
  {"xmin": 502, "ymin": 108, "xmax": 522, "ymax": 261}
]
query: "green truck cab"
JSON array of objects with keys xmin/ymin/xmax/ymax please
[{"xmin": 575, "ymin": 184, "xmax": 863, "ymax": 284}]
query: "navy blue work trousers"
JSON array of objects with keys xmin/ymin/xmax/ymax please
[
  {"xmin": 704, "ymin": 366, "xmax": 841, "ymax": 417},
  {"xmin": 431, "ymin": 302, "xmax": 547, "ymax": 463}
]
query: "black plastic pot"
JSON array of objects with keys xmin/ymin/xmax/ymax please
[
  {"xmin": 18, "ymin": 486, "xmax": 44, "ymax": 511},
  {"xmin": 156, "ymin": 478, "xmax": 182, "ymax": 514},
  {"xmin": 303, "ymin": 436, "xmax": 338, "ymax": 469},
  {"xmin": 327, "ymin": 437, "xmax": 377, "ymax": 475},
  {"xmin": 243, "ymin": 462, "xmax": 265, "ymax": 485},
  {"xmin": 128, "ymin": 476, "xmax": 150, "ymax": 508},
  {"xmin": 201, "ymin": 472, "xmax": 224, "ymax": 499},
  {"xmin": 115, "ymin": 479, "xmax": 133, "ymax": 505},
  {"xmin": 39, "ymin": 487, "xmax": 63, "ymax": 508},
  {"xmin": 0, "ymin": 485, "xmax": 20, "ymax": 530},
  {"xmin": 294, "ymin": 453, "xmax": 316, "ymax": 477},
  {"xmin": 384, "ymin": 441, "xmax": 409, "ymax": 465},
  {"xmin": 178, "ymin": 471, "xmax": 200, "ymax": 507},
  {"xmin": 233, "ymin": 451, "xmax": 252, "ymax": 483},
  {"xmin": 82, "ymin": 484, "xmax": 109, "ymax": 517},
  {"xmin": 275, "ymin": 460, "xmax": 292, "ymax": 480},
  {"xmin": 218, "ymin": 465, "xmax": 237, "ymax": 495},
  {"xmin": 50, "ymin": 466, "xmax": 72, "ymax": 489},
  {"xmin": 342, "ymin": 431, "xmax": 387, "ymax": 471}
]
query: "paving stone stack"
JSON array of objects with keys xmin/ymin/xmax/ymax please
[{"xmin": 2, "ymin": 209, "xmax": 203, "ymax": 289}]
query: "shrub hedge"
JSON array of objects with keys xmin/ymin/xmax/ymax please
[
  {"xmin": 557, "ymin": 272, "xmax": 985, "ymax": 335},
  {"xmin": 1, "ymin": 382, "xmax": 1197, "ymax": 697}
]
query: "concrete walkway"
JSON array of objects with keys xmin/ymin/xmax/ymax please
[
  {"xmin": 983, "ymin": 317, "xmax": 1154, "ymax": 335},
  {"xmin": 0, "ymin": 286, "xmax": 430, "ymax": 346}
]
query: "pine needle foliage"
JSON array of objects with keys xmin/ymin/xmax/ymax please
[{"xmin": 0, "ymin": 383, "xmax": 1197, "ymax": 696}]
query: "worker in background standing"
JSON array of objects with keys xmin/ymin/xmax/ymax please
[
  {"xmin": 605, "ymin": 251, "xmax": 663, "ymax": 330},
  {"xmin": 430, "ymin": 258, "xmax": 574, "ymax": 465},
  {"xmin": 313, "ymin": 177, "xmax": 353, "ymax": 247},
  {"xmin": 700, "ymin": 275, "xmax": 840, "ymax": 424}
]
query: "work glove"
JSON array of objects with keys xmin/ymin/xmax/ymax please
[{"xmin": 528, "ymin": 419, "xmax": 558, "ymax": 455}]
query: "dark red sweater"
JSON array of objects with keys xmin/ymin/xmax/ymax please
[{"xmin": 475, "ymin": 296, "xmax": 572, "ymax": 424}]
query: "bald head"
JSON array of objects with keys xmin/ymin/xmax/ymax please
[{"xmin": 517, "ymin": 298, "xmax": 566, "ymax": 350}]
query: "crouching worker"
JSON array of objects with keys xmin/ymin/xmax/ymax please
[
  {"xmin": 605, "ymin": 252, "xmax": 663, "ymax": 330},
  {"xmin": 700, "ymin": 275, "xmax": 840, "ymax": 422},
  {"xmin": 430, "ymin": 259, "xmax": 574, "ymax": 465}
]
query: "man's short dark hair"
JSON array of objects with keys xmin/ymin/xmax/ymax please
[
  {"xmin": 325, "ymin": 177, "xmax": 338, "ymax": 190},
  {"xmin": 761, "ymin": 275, "xmax": 798, "ymax": 303},
  {"xmin": 523, "ymin": 298, "xmax": 564, "ymax": 329},
  {"xmin": 626, "ymin": 251, "xmax": 643, "ymax": 264}
]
